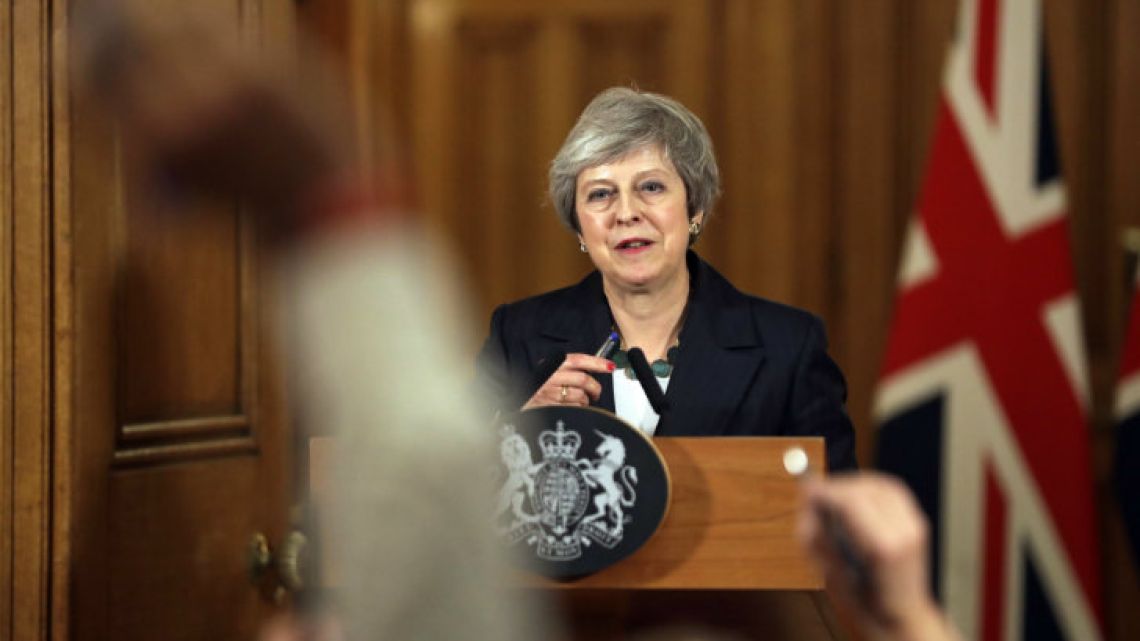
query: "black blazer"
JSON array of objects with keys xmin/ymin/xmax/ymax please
[{"xmin": 476, "ymin": 252, "xmax": 857, "ymax": 471}]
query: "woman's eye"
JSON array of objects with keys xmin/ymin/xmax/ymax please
[
  {"xmin": 586, "ymin": 188, "xmax": 613, "ymax": 202},
  {"xmin": 640, "ymin": 181, "xmax": 665, "ymax": 194}
]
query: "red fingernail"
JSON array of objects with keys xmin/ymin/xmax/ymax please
[{"xmin": 607, "ymin": 361, "xmax": 616, "ymax": 372}]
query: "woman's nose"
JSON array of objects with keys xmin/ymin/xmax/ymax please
[{"xmin": 615, "ymin": 193, "xmax": 641, "ymax": 224}]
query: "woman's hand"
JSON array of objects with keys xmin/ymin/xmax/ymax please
[
  {"xmin": 522, "ymin": 354, "xmax": 614, "ymax": 409},
  {"xmin": 797, "ymin": 472, "xmax": 963, "ymax": 641}
]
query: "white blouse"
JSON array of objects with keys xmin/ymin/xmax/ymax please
[{"xmin": 612, "ymin": 370, "xmax": 671, "ymax": 435}]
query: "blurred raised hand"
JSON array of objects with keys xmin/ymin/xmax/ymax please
[
  {"xmin": 798, "ymin": 473, "xmax": 964, "ymax": 641},
  {"xmin": 71, "ymin": 0, "xmax": 375, "ymax": 241}
]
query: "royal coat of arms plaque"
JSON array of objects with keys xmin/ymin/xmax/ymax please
[{"xmin": 493, "ymin": 406, "xmax": 670, "ymax": 579}]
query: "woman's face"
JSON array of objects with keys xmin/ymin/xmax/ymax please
[{"xmin": 575, "ymin": 145, "xmax": 702, "ymax": 293}]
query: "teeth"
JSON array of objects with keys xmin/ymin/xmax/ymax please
[{"xmin": 623, "ymin": 241, "xmax": 647, "ymax": 249}]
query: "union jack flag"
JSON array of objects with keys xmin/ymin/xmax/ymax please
[
  {"xmin": 873, "ymin": 1, "xmax": 1102, "ymax": 639},
  {"xmin": 1114, "ymin": 268, "xmax": 1140, "ymax": 574}
]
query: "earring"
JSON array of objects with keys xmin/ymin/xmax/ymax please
[
  {"xmin": 579, "ymin": 241, "xmax": 588, "ymax": 253},
  {"xmin": 688, "ymin": 221, "xmax": 702, "ymax": 238}
]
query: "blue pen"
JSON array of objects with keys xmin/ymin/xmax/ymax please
[{"xmin": 595, "ymin": 330, "xmax": 619, "ymax": 358}]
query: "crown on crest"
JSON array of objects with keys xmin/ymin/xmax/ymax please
[{"xmin": 539, "ymin": 421, "xmax": 581, "ymax": 459}]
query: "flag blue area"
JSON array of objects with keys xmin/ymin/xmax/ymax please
[
  {"xmin": 1115, "ymin": 412, "xmax": 1140, "ymax": 574},
  {"xmin": 876, "ymin": 394, "xmax": 944, "ymax": 600}
]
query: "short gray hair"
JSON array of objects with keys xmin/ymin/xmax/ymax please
[{"xmin": 549, "ymin": 87, "xmax": 721, "ymax": 234}]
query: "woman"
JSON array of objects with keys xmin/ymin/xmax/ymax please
[{"xmin": 477, "ymin": 87, "xmax": 856, "ymax": 471}]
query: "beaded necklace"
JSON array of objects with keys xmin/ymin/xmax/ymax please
[
  {"xmin": 607, "ymin": 300, "xmax": 687, "ymax": 379},
  {"xmin": 610, "ymin": 344, "xmax": 679, "ymax": 379}
]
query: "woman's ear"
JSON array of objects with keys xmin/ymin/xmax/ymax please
[{"xmin": 688, "ymin": 211, "xmax": 706, "ymax": 245}]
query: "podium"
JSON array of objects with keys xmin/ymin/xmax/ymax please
[{"xmin": 309, "ymin": 436, "xmax": 846, "ymax": 640}]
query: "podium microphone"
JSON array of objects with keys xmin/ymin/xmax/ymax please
[{"xmin": 626, "ymin": 348, "xmax": 671, "ymax": 415}]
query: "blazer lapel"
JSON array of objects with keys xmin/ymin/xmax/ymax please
[
  {"xmin": 656, "ymin": 255, "xmax": 766, "ymax": 436},
  {"xmin": 523, "ymin": 271, "xmax": 617, "ymax": 412}
]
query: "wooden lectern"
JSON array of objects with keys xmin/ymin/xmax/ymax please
[{"xmin": 309, "ymin": 436, "xmax": 847, "ymax": 640}]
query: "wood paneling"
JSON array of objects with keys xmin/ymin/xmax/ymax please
[
  {"xmin": 1101, "ymin": 1, "xmax": 1140, "ymax": 636},
  {"xmin": 3, "ymin": 0, "xmax": 59, "ymax": 639},
  {"xmin": 2, "ymin": 0, "xmax": 14, "ymax": 634},
  {"xmin": 112, "ymin": 206, "xmax": 260, "ymax": 465},
  {"xmin": 451, "ymin": 18, "xmax": 544, "ymax": 307},
  {"xmin": 118, "ymin": 211, "xmax": 243, "ymax": 422},
  {"xmin": 832, "ymin": 0, "xmax": 906, "ymax": 453},
  {"xmin": 716, "ymin": 0, "xmax": 798, "ymax": 305}
]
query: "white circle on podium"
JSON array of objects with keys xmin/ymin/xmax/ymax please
[{"xmin": 783, "ymin": 446, "xmax": 809, "ymax": 477}]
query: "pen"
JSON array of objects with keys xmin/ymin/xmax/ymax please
[{"xmin": 595, "ymin": 330, "xmax": 619, "ymax": 358}]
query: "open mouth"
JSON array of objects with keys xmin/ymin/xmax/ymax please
[{"xmin": 615, "ymin": 239, "xmax": 653, "ymax": 251}]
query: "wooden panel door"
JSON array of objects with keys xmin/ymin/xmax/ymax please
[{"xmin": 66, "ymin": 0, "xmax": 297, "ymax": 639}]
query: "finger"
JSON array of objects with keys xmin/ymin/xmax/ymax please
[
  {"xmin": 563, "ymin": 353, "xmax": 615, "ymax": 374},
  {"xmin": 548, "ymin": 369, "xmax": 602, "ymax": 401},
  {"xmin": 553, "ymin": 382, "xmax": 589, "ymax": 406},
  {"xmin": 568, "ymin": 386, "xmax": 590, "ymax": 406},
  {"xmin": 523, "ymin": 381, "xmax": 586, "ymax": 409},
  {"xmin": 522, "ymin": 365, "xmax": 604, "ymax": 409},
  {"xmin": 567, "ymin": 370, "xmax": 603, "ymax": 400},
  {"xmin": 522, "ymin": 382, "xmax": 564, "ymax": 410}
]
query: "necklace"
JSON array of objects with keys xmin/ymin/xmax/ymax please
[
  {"xmin": 610, "ymin": 344, "xmax": 679, "ymax": 379},
  {"xmin": 607, "ymin": 303, "xmax": 687, "ymax": 379}
]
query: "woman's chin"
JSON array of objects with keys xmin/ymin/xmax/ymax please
[{"xmin": 604, "ymin": 270, "xmax": 659, "ymax": 292}]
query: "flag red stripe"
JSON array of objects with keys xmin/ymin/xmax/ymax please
[
  {"xmin": 1119, "ymin": 285, "xmax": 1140, "ymax": 378},
  {"xmin": 975, "ymin": 0, "xmax": 1000, "ymax": 118},
  {"xmin": 982, "ymin": 462, "xmax": 1008, "ymax": 641}
]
